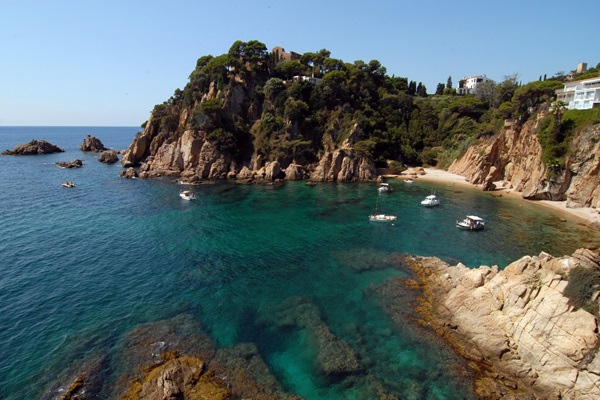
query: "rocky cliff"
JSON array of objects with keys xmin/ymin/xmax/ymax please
[
  {"xmin": 121, "ymin": 80, "xmax": 377, "ymax": 183},
  {"xmin": 407, "ymin": 248, "xmax": 600, "ymax": 399},
  {"xmin": 448, "ymin": 111, "xmax": 600, "ymax": 208}
]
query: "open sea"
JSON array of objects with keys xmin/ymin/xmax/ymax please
[{"xmin": 1, "ymin": 126, "xmax": 599, "ymax": 399}]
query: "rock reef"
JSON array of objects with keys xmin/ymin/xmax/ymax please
[
  {"xmin": 2, "ymin": 139, "xmax": 64, "ymax": 155},
  {"xmin": 56, "ymin": 159, "xmax": 83, "ymax": 168},
  {"xmin": 404, "ymin": 248, "xmax": 600, "ymax": 399}
]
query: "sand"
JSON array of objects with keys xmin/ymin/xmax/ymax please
[{"xmin": 406, "ymin": 168, "xmax": 600, "ymax": 229}]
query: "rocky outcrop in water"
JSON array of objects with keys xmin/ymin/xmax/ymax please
[
  {"xmin": 405, "ymin": 249, "xmax": 600, "ymax": 399},
  {"xmin": 2, "ymin": 139, "xmax": 64, "ymax": 155},
  {"xmin": 98, "ymin": 150, "xmax": 119, "ymax": 164},
  {"xmin": 448, "ymin": 111, "xmax": 600, "ymax": 208},
  {"xmin": 56, "ymin": 159, "xmax": 83, "ymax": 168},
  {"xmin": 44, "ymin": 314, "xmax": 301, "ymax": 400},
  {"xmin": 80, "ymin": 135, "xmax": 107, "ymax": 152}
]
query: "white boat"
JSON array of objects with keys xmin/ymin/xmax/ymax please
[
  {"xmin": 369, "ymin": 214, "xmax": 398, "ymax": 222},
  {"xmin": 421, "ymin": 194, "xmax": 440, "ymax": 207},
  {"xmin": 456, "ymin": 215, "xmax": 485, "ymax": 230},
  {"xmin": 179, "ymin": 189, "xmax": 196, "ymax": 200},
  {"xmin": 369, "ymin": 194, "xmax": 396, "ymax": 222},
  {"xmin": 404, "ymin": 179, "xmax": 414, "ymax": 183},
  {"xmin": 378, "ymin": 183, "xmax": 390, "ymax": 193},
  {"xmin": 61, "ymin": 181, "xmax": 76, "ymax": 188}
]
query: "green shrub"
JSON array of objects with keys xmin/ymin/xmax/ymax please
[
  {"xmin": 353, "ymin": 138, "xmax": 378, "ymax": 157},
  {"xmin": 206, "ymin": 128, "xmax": 237, "ymax": 153},
  {"xmin": 563, "ymin": 108, "xmax": 600, "ymax": 130},
  {"xmin": 538, "ymin": 115, "xmax": 572, "ymax": 169},
  {"xmin": 564, "ymin": 266, "xmax": 600, "ymax": 313}
]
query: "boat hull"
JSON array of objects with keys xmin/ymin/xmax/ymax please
[{"xmin": 369, "ymin": 214, "xmax": 397, "ymax": 222}]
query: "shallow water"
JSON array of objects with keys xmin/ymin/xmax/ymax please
[{"xmin": 0, "ymin": 126, "xmax": 598, "ymax": 399}]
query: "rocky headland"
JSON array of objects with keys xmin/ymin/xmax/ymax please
[
  {"xmin": 2, "ymin": 139, "xmax": 64, "ymax": 155},
  {"xmin": 401, "ymin": 248, "xmax": 600, "ymax": 399}
]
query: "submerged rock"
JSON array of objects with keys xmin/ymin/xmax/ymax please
[
  {"xmin": 2, "ymin": 139, "xmax": 64, "ymax": 155},
  {"xmin": 112, "ymin": 314, "xmax": 299, "ymax": 399},
  {"xmin": 260, "ymin": 296, "xmax": 362, "ymax": 380},
  {"xmin": 41, "ymin": 355, "xmax": 108, "ymax": 400}
]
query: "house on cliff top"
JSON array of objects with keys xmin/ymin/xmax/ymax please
[
  {"xmin": 555, "ymin": 76, "xmax": 600, "ymax": 110},
  {"xmin": 456, "ymin": 75, "xmax": 494, "ymax": 95}
]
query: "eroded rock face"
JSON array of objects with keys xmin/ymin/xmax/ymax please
[
  {"xmin": 2, "ymin": 139, "xmax": 64, "ymax": 155},
  {"xmin": 406, "ymin": 249, "xmax": 600, "ymax": 400},
  {"xmin": 80, "ymin": 135, "xmax": 107, "ymax": 152},
  {"xmin": 448, "ymin": 113, "xmax": 600, "ymax": 207},
  {"xmin": 310, "ymin": 149, "xmax": 377, "ymax": 182}
]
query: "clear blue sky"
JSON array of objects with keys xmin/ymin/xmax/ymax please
[{"xmin": 1, "ymin": 0, "xmax": 597, "ymax": 126}]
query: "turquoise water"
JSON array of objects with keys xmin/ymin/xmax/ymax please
[{"xmin": 1, "ymin": 127, "xmax": 599, "ymax": 399}]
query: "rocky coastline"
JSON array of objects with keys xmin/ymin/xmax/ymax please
[
  {"xmin": 120, "ymin": 119, "xmax": 377, "ymax": 183},
  {"xmin": 402, "ymin": 249, "xmax": 600, "ymax": 399},
  {"xmin": 448, "ymin": 109, "xmax": 600, "ymax": 210}
]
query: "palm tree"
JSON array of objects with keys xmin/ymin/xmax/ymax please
[{"xmin": 550, "ymin": 100, "xmax": 567, "ymax": 125}]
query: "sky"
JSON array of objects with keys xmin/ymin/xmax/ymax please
[{"xmin": 1, "ymin": 0, "xmax": 598, "ymax": 126}]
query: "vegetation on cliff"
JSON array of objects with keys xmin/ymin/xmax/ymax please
[{"xmin": 142, "ymin": 39, "xmax": 597, "ymax": 172}]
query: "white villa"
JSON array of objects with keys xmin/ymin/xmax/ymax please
[
  {"xmin": 457, "ymin": 75, "xmax": 494, "ymax": 95},
  {"xmin": 555, "ymin": 76, "xmax": 600, "ymax": 110},
  {"xmin": 292, "ymin": 75, "xmax": 322, "ymax": 85}
]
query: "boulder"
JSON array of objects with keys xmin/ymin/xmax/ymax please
[
  {"xmin": 2, "ymin": 139, "xmax": 64, "ymax": 155},
  {"xmin": 264, "ymin": 161, "xmax": 282, "ymax": 180},
  {"xmin": 236, "ymin": 166, "xmax": 255, "ymax": 180},
  {"xmin": 80, "ymin": 135, "xmax": 107, "ymax": 152},
  {"xmin": 120, "ymin": 167, "xmax": 138, "ymax": 179},
  {"xmin": 98, "ymin": 150, "xmax": 119, "ymax": 164},
  {"xmin": 284, "ymin": 163, "xmax": 305, "ymax": 180}
]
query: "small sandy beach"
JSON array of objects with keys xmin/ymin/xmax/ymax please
[{"xmin": 411, "ymin": 168, "xmax": 600, "ymax": 229}]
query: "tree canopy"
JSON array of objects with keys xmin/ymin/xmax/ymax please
[{"xmin": 150, "ymin": 39, "xmax": 583, "ymax": 169}]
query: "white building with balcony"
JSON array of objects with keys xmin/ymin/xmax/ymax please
[
  {"xmin": 457, "ymin": 75, "xmax": 494, "ymax": 95},
  {"xmin": 555, "ymin": 76, "xmax": 600, "ymax": 110}
]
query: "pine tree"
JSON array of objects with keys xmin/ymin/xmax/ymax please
[
  {"xmin": 435, "ymin": 83, "xmax": 445, "ymax": 95},
  {"xmin": 446, "ymin": 76, "xmax": 453, "ymax": 89}
]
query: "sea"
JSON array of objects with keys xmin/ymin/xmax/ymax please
[{"xmin": 1, "ymin": 126, "xmax": 599, "ymax": 399}]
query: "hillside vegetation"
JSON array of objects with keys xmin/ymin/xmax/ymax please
[{"xmin": 143, "ymin": 40, "xmax": 598, "ymax": 172}]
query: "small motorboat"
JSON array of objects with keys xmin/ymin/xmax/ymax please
[
  {"xmin": 369, "ymin": 214, "xmax": 398, "ymax": 222},
  {"xmin": 421, "ymin": 194, "xmax": 440, "ymax": 207},
  {"xmin": 456, "ymin": 215, "xmax": 485, "ymax": 230},
  {"xmin": 179, "ymin": 189, "xmax": 196, "ymax": 200},
  {"xmin": 404, "ymin": 179, "xmax": 414, "ymax": 183},
  {"xmin": 61, "ymin": 181, "xmax": 76, "ymax": 188},
  {"xmin": 378, "ymin": 183, "xmax": 390, "ymax": 193}
]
